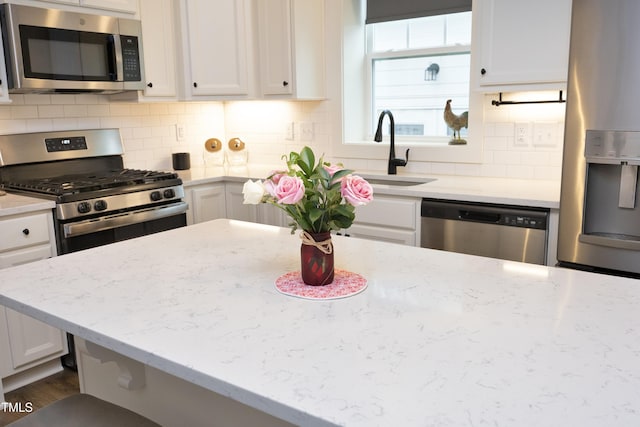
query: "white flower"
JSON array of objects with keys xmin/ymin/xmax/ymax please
[{"xmin": 242, "ymin": 179, "xmax": 265, "ymax": 204}]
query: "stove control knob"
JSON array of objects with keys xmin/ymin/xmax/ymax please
[
  {"xmin": 150, "ymin": 191, "xmax": 163, "ymax": 201},
  {"xmin": 163, "ymin": 188, "xmax": 175, "ymax": 199},
  {"xmin": 94, "ymin": 200, "xmax": 108, "ymax": 211},
  {"xmin": 77, "ymin": 202, "xmax": 92, "ymax": 214}
]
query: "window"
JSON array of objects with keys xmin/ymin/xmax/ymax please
[{"xmin": 367, "ymin": 12, "xmax": 472, "ymax": 142}]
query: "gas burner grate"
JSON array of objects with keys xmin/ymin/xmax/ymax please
[{"xmin": 3, "ymin": 169, "xmax": 179, "ymax": 196}]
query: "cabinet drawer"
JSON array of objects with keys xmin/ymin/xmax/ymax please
[
  {"xmin": 354, "ymin": 196, "xmax": 418, "ymax": 229},
  {"xmin": 0, "ymin": 213, "xmax": 51, "ymax": 252},
  {"xmin": 0, "ymin": 244, "xmax": 54, "ymax": 269},
  {"xmin": 348, "ymin": 224, "xmax": 417, "ymax": 246}
]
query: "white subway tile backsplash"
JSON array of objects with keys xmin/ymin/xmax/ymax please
[
  {"xmin": 38, "ymin": 105, "xmax": 65, "ymax": 118},
  {"xmin": 25, "ymin": 119, "xmax": 53, "ymax": 132},
  {"xmin": 49, "ymin": 95, "xmax": 77, "ymax": 105},
  {"xmin": 493, "ymin": 150, "xmax": 522, "ymax": 165},
  {"xmin": 23, "ymin": 94, "xmax": 51, "ymax": 105},
  {"xmin": 11, "ymin": 106, "xmax": 38, "ymax": 119},
  {"xmin": 0, "ymin": 92, "xmax": 565, "ymax": 179},
  {"xmin": 87, "ymin": 104, "xmax": 111, "ymax": 117},
  {"xmin": 63, "ymin": 105, "xmax": 88, "ymax": 117},
  {"xmin": 506, "ymin": 164, "xmax": 534, "ymax": 179}
]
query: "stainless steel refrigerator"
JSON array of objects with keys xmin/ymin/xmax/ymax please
[{"xmin": 558, "ymin": 0, "xmax": 640, "ymax": 276}]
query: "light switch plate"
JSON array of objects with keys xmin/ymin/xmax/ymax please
[{"xmin": 533, "ymin": 122, "xmax": 558, "ymax": 147}]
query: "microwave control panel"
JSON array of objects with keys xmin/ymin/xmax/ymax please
[{"xmin": 120, "ymin": 35, "xmax": 142, "ymax": 82}]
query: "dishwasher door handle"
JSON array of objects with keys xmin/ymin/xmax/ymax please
[{"xmin": 459, "ymin": 209, "xmax": 501, "ymax": 223}]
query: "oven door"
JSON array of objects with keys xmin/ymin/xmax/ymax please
[{"xmin": 57, "ymin": 201, "xmax": 188, "ymax": 255}]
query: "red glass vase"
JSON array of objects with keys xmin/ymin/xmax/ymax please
[{"xmin": 300, "ymin": 231, "xmax": 334, "ymax": 286}]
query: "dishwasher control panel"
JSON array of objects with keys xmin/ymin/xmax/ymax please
[
  {"xmin": 500, "ymin": 214, "xmax": 546, "ymax": 229},
  {"xmin": 422, "ymin": 199, "xmax": 548, "ymax": 230}
]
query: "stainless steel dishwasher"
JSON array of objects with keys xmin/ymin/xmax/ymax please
[{"xmin": 420, "ymin": 199, "xmax": 549, "ymax": 265}]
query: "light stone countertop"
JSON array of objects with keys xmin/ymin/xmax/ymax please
[
  {"xmin": 0, "ymin": 192, "xmax": 55, "ymax": 217},
  {"xmin": 177, "ymin": 166, "xmax": 561, "ymax": 209},
  {"xmin": 0, "ymin": 219, "xmax": 639, "ymax": 426}
]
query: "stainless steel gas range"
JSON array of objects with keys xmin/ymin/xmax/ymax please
[{"xmin": 0, "ymin": 128, "xmax": 188, "ymax": 255}]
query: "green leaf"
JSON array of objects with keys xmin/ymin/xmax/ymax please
[
  {"xmin": 308, "ymin": 207, "xmax": 324, "ymax": 224},
  {"xmin": 331, "ymin": 169, "xmax": 353, "ymax": 182},
  {"xmin": 298, "ymin": 146, "xmax": 315, "ymax": 176}
]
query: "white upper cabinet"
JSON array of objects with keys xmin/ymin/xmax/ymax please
[
  {"xmin": 138, "ymin": 0, "xmax": 177, "ymax": 98},
  {"xmin": 177, "ymin": 0, "xmax": 251, "ymax": 99},
  {"xmin": 256, "ymin": 0, "xmax": 325, "ymax": 99},
  {"xmin": 473, "ymin": 0, "xmax": 572, "ymax": 90}
]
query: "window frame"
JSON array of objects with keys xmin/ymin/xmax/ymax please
[
  {"xmin": 367, "ymin": 41, "xmax": 472, "ymax": 145},
  {"xmin": 329, "ymin": 0, "xmax": 483, "ymax": 165}
]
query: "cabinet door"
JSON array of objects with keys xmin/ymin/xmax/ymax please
[
  {"xmin": 257, "ymin": 203, "xmax": 288, "ymax": 227},
  {"xmin": 476, "ymin": 0, "xmax": 571, "ymax": 88},
  {"xmin": 256, "ymin": 0, "xmax": 325, "ymax": 99},
  {"xmin": 184, "ymin": 0, "xmax": 249, "ymax": 96},
  {"xmin": 0, "ymin": 245, "xmax": 53, "ymax": 269},
  {"xmin": 3, "ymin": 308, "xmax": 66, "ymax": 371},
  {"xmin": 191, "ymin": 184, "xmax": 227, "ymax": 224},
  {"xmin": 81, "ymin": 0, "xmax": 138, "ymax": 13},
  {"xmin": 139, "ymin": 0, "xmax": 177, "ymax": 97},
  {"xmin": 225, "ymin": 182, "xmax": 257, "ymax": 222},
  {"xmin": 257, "ymin": 0, "xmax": 293, "ymax": 96}
]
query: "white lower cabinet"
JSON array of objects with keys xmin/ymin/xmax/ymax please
[
  {"xmin": 346, "ymin": 194, "xmax": 421, "ymax": 246},
  {"xmin": 186, "ymin": 182, "xmax": 420, "ymax": 246},
  {"xmin": 186, "ymin": 183, "xmax": 227, "ymax": 225},
  {"xmin": 224, "ymin": 182, "xmax": 258, "ymax": 222},
  {"xmin": 0, "ymin": 210, "xmax": 67, "ymax": 395}
]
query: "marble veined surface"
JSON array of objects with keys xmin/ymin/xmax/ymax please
[{"xmin": 1, "ymin": 219, "xmax": 639, "ymax": 426}]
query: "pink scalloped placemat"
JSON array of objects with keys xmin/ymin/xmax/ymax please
[{"xmin": 275, "ymin": 269, "xmax": 367, "ymax": 300}]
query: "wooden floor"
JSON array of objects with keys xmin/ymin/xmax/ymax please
[{"xmin": 1, "ymin": 368, "xmax": 79, "ymax": 426}]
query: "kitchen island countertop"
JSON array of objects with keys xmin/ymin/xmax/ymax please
[{"xmin": 1, "ymin": 219, "xmax": 639, "ymax": 426}]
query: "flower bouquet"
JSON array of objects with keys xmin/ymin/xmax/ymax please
[{"xmin": 242, "ymin": 146, "xmax": 373, "ymax": 285}]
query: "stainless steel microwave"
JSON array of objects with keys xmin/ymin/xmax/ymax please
[{"xmin": 0, "ymin": 4, "xmax": 145, "ymax": 94}]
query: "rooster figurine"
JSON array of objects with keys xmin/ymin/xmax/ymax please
[{"xmin": 443, "ymin": 99, "xmax": 468, "ymax": 145}]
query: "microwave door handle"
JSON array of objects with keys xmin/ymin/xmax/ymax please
[{"xmin": 112, "ymin": 34, "xmax": 123, "ymax": 82}]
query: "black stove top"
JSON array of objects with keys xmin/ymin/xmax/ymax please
[{"xmin": 2, "ymin": 168, "xmax": 181, "ymax": 198}]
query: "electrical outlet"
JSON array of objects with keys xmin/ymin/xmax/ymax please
[
  {"xmin": 533, "ymin": 122, "xmax": 558, "ymax": 147},
  {"xmin": 514, "ymin": 122, "xmax": 531, "ymax": 147},
  {"xmin": 285, "ymin": 122, "xmax": 294, "ymax": 140},
  {"xmin": 300, "ymin": 122, "xmax": 314, "ymax": 141},
  {"xmin": 176, "ymin": 124, "xmax": 185, "ymax": 142}
]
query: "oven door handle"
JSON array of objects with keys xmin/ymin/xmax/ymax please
[{"xmin": 63, "ymin": 202, "xmax": 188, "ymax": 238}]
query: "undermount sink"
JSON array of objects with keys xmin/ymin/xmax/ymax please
[{"xmin": 365, "ymin": 177, "xmax": 437, "ymax": 186}]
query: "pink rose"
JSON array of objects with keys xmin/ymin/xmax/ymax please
[
  {"xmin": 323, "ymin": 164, "xmax": 343, "ymax": 177},
  {"xmin": 274, "ymin": 176, "xmax": 305, "ymax": 204},
  {"xmin": 341, "ymin": 175, "xmax": 373, "ymax": 206},
  {"xmin": 264, "ymin": 170, "xmax": 287, "ymax": 197}
]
